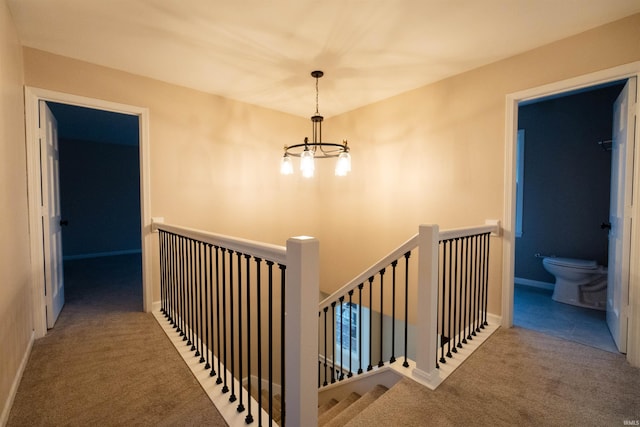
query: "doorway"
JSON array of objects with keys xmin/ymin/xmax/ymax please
[
  {"xmin": 512, "ymin": 82, "xmax": 624, "ymax": 352},
  {"xmin": 24, "ymin": 87, "xmax": 152, "ymax": 338},
  {"xmin": 48, "ymin": 102, "xmax": 143, "ymax": 313},
  {"xmin": 501, "ymin": 63, "xmax": 640, "ymax": 366}
]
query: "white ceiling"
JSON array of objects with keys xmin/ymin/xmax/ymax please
[{"xmin": 7, "ymin": 0, "xmax": 640, "ymax": 118}]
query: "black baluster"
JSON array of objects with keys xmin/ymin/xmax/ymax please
[
  {"xmin": 446, "ymin": 240, "xmax": 453, "ymax": 358},
  {"xmin": 403, "ymin": 252, "xmax": 410, "ymax": 368},
  {"xmin": 347, "ymin": 290, "xmax": 354, "ymax": 377},
  {"xmin": 378, "ymin": 268, "xmax": 385, "ymax": 368},
  {"xmin": 185, "ymin": 238, "xmax": 190, "ymax": 341},
  {"xmin": 255, "ymin": 258, "xmax": 263, "ymax": 427},
  {"xmin": 236, "ymin": 252, "xmax": 244, "ymax": 411},
  {"xmin": 479, "ymin": 233, "xmax": 485, "ymax": 328},
  {"xmin": 318, "ymin": 312, "xmax": 322, "ymax": 388},
  {"xmin": 245, "ymin": 254, "xmax": 253, "ymax": 424},
  {"xmin": 214, "ymin": 246, "xmax": 222, "ymax": 383},
  {"xmin": 229, "ymin": 250, "xmax": 237, "ymax": 403},
  {"xmin": 181, "ymin": 236, "xmax": 187, "ymax": 340},
  {"xmin": 166, "ymin": 233, "xmax": 173, "ymax": 324},
  {"xmin": 390, "ymin": 260, "xmax": 398, "ymax": 364},
  {"xmin": 357, "ymin": 283, "xmax": 364, "ymax": 374},
  {"xmin": 471, "ymin": 236, "xmax": 478, "ymax": 337},
  {"xmin": 159, "ymin": 231, "xmax": 166, "ymax": 315},
  {"xmin": 205, "ymin": 244, "xmax": 212, "ymax": 371},
  {"xmin": 167, "ymin": 233, "xmax": 175, "ymax": 324},
  {"xmin": 189, "ymin": 239, "xmax": 196, "ymax": 350},
  {"xmin": 338, "ymin": 296, "xmax": 344, "ymax": 380},
  {"xmin": 323, "ymin": 306, "xmax": 328, "ymax": 386},
  {"xmin": 478, "ymin": 234, "xmax": 485, "ymax": 331},
  {"xmin": 178, "ymin": 237, "xmax": 184, "ymax": 335},
  {"xmin": 172, "ymin": 233, "xmax": 178, "ymax": 326},
  {"xmin": 367, "ymin": 277, "xmax": 373, "ymax": 372},
  {"xmin": 331, "ymin": 301, "xmax": 336, "ymax": 383},
  {"xmin": 197, "ymin": 241, "xmax": 203, "ymax": 360},
  {"xmin": 267, "ymin": 260, "xmax": 274, "ymax": 424},
  {"xmin": 221, "ymin": 248, "xmax": 229, "ymax": 393},
  {"xmin": 279, "ymin": 264, "xmax": 286, "ymax": 426},
  {"xmin": 184, "ymin": 237, "xmax": 189, "ymax": 341},
  {"xmin": 484, "ymin": 233, "xmax": 491, "ymax": 326},
  {"xmin": 452, "ymin": 238, "xmax": 458, "ymax": 353}
]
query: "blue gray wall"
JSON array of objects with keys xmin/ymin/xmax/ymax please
[
  {"xmin": 515, "ymin": 83, "xmax": 624, "ymax": 283},
  {"xmin": 48, "ymin": 102, "xmax": 141, "ymax": 259}
]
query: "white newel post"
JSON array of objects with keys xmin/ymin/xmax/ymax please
[
  {"xmin": 285, "ymin": 236, "xmax": 319, "ymax": 427},
  {"xmin": 412, "ymin": 224, "xmax": 440, "ymax": 383}
]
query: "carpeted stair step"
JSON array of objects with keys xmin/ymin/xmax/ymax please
[
  {"xmin": 323, "ymin": 384, "xmax": 389, "ymax": 427},
  {"xmin": 342, "ymin": 377, "xmax": 423, "ymax": 427},
  {"xmin": 318, "ymin": 392, "xmax": 361, "ymax": 426},
  {"xmin": 249, "ymin": 385, "xmax": 282, "ymax": 424},
  {"xmin": 318, "ymin": 398, "xmax": 339, "ymax": 418}
]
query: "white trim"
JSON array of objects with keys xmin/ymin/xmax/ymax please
[
  {"xmin": 152, "ymin": 309, "xmax": 271, "ymax": 427},
  {"xmin": 24, "ymin": 86, "xmax": 153, "ymax": 338},
  {"xmin": 0, "ymin": 331, "xmax": 35, "ymax": 426},
  {"xmin": 502, "ymin": 61, "xmax": 640, "ymax": 366},
  {"xmin": 62, "ymin": 249, "xmax": 142, "ymax": 261},
  {"xmin": 514, "ymin": 277, "xmax": 554, "ymax": 291}
]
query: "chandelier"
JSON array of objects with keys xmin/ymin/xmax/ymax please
[{"xmin": 280, "ymin": 71, "xmax": 351, "ymax": 177}]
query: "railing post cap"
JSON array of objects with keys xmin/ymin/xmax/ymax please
[{"xmin": 288, "ymin": 235, "xmax": 319, "ymax": 244}]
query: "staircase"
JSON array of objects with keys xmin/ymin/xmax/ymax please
[{"xmin": 318, "ymin": 384, "xmax": 388, "ymax": 426}]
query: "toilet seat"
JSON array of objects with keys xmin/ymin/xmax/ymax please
[{"xmin": 543, "ymin": 257, "xmax": 598, "ymax": 270}]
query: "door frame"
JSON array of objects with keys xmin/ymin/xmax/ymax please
[
  {"xmin": 501, "ymin": 62, "xmax": 640, "ymax": 366},
  {"xmin": 25, "ymin": 86, "xmax": 152, "ymax": 338}
]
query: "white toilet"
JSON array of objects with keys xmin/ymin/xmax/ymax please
[{"xmin": 542, "ymin": 257, "xmax": 608, "ymax": 310}]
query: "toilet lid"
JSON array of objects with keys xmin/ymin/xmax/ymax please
[{"xmin": 544, "ymin": 257, "xmax": 598, "ymax": 269}]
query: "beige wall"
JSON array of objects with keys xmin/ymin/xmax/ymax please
[
  {"xmin": 0, "ymin": 0, "xmax": 31, "ymax": 420},
  {"xmin": 18, "ymin": 13, "xmax": 640, "ymax": 321},
  {"xmin": 318, "ymin": 13, "xmax": 640, "ymax": 315},
  {"xmin": 23, "ymin": 48, "xmax": 320, "ymax": 302}
]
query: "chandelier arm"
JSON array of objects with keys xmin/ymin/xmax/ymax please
[{"xmin": 284, "ymin": 142, "xmax": 347, "ymax": 158}]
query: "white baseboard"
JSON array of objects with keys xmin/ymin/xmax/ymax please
[
  {"xmin": 1, "ymin": 330, "xmax": 35, "ymax": 426},
  {"xmin": 514, "ymin": 277, "xmax": 554, "ymax": 291},
  {"xmin": 63, "ymin": 249, "xmax": 141, "ymax": 261},
  {"xmin": 152, "ymin": 309, "xmax": 270, "ymax": 427}
]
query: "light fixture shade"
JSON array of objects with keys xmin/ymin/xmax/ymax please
[
  {"xmin": 335, "ymin": 151, "xmax": 351, "ymax": 176},
  {"xmin": 300, "ymin": 149, "xmax": 315, "ymax": 178},
  {"xmin": 280, "ymin": 155, "xmax": 294, "ymax": 175}
]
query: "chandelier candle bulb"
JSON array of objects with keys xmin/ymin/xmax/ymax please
[
  {"xmin": 300, "ymin": 149, "xmax": 315, "ymax": 178},
  {"xmin": 280, "ymin": 70, "xmax": 352, "ymax": 177},
  {"xmin": 280, "ymin": 153, "xmax": 294, "ymax": 175},
  {"xmin": 335, "ymin": 149, "xmax": 351, "ymax": 176}
]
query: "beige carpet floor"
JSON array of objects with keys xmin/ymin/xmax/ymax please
[
  {"xmin": 7, "ymin": 255, "xmax": 227, "ymax": 427},
  {"xmin": 345, "ymin": 326, "xmax": 640, "ymax": 426},
  {"xmin": 8, "ymin": 255, "xmax": 640, "ymax": 426}
]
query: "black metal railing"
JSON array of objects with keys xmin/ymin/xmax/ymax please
[
  {"xmin": 317, "ymin": 238, "xmax": 415, "ymax": 388},
  {"xmin": 436, "ymin": 231, "xmax": 491, "ymax": 367},
  {"xmin": 317, "ymin": 225, "xmax": 495, "ymax": 389},
  {"xmin": 158, "ymin": 228, "xmax": 286, "ymax": 426}
]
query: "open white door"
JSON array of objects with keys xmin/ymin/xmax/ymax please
[
  {"xmin": 40, "ymin": 101, "xmax": 65, "ymax": 328},
  {"xmin": 607, "ymin": 77, "xmax": 636, "ymax": 353}
]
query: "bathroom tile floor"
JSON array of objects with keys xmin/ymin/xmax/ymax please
[{"xmin": 513, "ymin": 284, "xmax": 619, "ymax": 353}]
